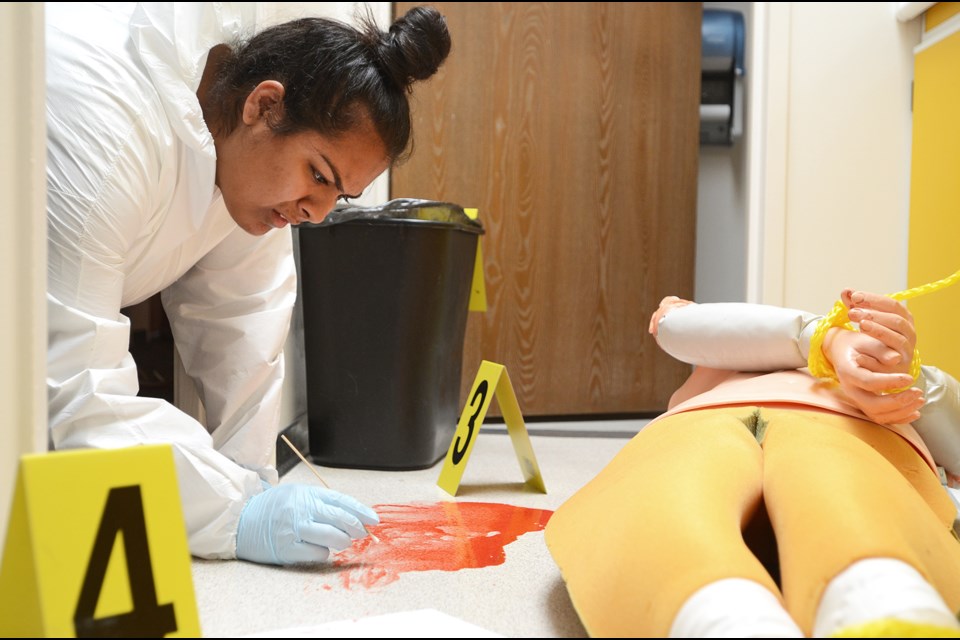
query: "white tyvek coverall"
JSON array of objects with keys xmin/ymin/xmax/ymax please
[{"xmin": 46, "ymin": 3, "xmax": 294, "ymax": 559}]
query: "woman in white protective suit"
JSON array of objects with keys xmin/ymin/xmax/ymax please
[
  {"xmin": 46, "ymin": 3, "xmax": 450, "ymax": 565},
  {"xmin": 546, "ymin": 289, "xmax": 960, "ymax": 637}
]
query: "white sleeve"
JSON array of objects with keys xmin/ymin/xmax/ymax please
[
  {"xmin": 46, "ymin": 38, "xmax": 264, "ymax": 558},
  {"xmin": 162, "ymin": 225, "xmax": 297, "ymax": 482},
  {"xmin": 47, "ymin": 293, "xmax": 264, "ymax": 561},
  {"xmin": 913, "ymin": 366, "xmax": 960, "ymax": 476},
  {"xmin": 654, "ymin": 302, "xmax": 822, "ymax": 371}
]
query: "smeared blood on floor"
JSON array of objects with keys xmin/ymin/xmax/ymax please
[{"xmin": 332, "ymin": 501, "xmax": 553, "ymax": 589}]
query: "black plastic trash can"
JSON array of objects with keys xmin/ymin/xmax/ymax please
[{"xmin": 297, "ymin": 199, "xmax": 484, "ymax": 470}]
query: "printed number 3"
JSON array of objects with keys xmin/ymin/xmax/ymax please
[{"xmin": 452, "ymin": 380, "xmax": 487, "ymax": 465}]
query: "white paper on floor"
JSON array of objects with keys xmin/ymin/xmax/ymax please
[{"xmin": 241, "ymin": 608, "xmax": 504, "ymax": 638}]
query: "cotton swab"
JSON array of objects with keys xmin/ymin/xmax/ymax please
[{"xmin": 279, "ymin": 434, "xmax": 380, "ymax": 543}]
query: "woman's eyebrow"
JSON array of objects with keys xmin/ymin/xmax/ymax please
[{"xmin": 319, "ymin": 154, "xmax": 362, "ymax": 200}]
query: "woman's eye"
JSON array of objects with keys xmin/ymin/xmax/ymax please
[{"xmin": 312, "ymin": 168, "xmax": 329, "ymax": 185}]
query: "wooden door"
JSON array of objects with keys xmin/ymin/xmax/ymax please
[{"xmin": 392, "ymin": 2, "xmax": 701, "ymax": 416}]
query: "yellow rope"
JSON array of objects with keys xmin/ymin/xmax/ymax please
[{"xmin": 807, "ymin": 268, "xmax": 960, "ymax": 392}]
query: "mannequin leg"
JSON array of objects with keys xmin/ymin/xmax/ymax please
[
  {"xmin": 546, "ymin": 407, "xmax": 780, "ymax": 637},
  {"xmin": 760, "ymin": 407, "xmax": 960, "ymax": 635}
]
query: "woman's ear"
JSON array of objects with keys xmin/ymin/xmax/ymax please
[{"xmin": 241, "ymin": 80, "xmax": 286, "ymax": 126}]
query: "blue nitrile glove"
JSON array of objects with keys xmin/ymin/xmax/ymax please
[{"xmin": 236, "ymin": 483, "xmax": 379, "ymax": 565}]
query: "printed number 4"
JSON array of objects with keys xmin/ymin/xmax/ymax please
[{"xmin": 74, "ymin": 485, "xmax": 177, "ymax": 638}]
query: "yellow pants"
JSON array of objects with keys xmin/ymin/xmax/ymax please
[{"xmin": 545, "ymin": 406, "xmax": 960, "ymax": 637}]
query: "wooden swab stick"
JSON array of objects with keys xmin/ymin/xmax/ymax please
[
  {"xmin": 279, "ymin": 434, "xmax": 380, "ymax": 543},
  {"xmin": 280, "ymin": 434, "xmax": 330, "ymax": 488}
]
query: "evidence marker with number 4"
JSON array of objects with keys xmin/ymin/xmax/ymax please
[{"xmin": 279, "ymin": 434, "xmax": 380, "ymax": 543}]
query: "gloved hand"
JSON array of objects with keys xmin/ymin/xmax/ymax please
[{"xmin": 236, "ymin": 483, "xmax": 379, "ymax": 565}]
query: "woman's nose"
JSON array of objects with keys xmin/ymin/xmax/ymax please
[{"xmin": 300, "ymin": 193, "xmax": 338, "ymax": 223}]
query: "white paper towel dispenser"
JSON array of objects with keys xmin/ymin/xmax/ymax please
[{"xmin": 701, "ymin": 9, "xmax": 745, "ymax": 146}]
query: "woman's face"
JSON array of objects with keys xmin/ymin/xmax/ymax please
[{"xmin": 215, "ymin": 81, "xmax": 390, "ymax": 236}]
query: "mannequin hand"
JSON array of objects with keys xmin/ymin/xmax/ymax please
[
  {"xmin": 236, "ymin": 483, "xmax": 379, "ymax": 565},
  {"xmin": 648, "ymin": 296, "xmax": 696, "ymax": 338},
  {"xmin": 823, "ymin": 290, "xmax": 923, "ymax": 425},
  {"xmin": 841, "ymin": 289, "xmax": 916, "ymax": 373}
]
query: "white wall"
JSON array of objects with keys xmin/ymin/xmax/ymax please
[
  {"xmin": 697, "ymin": 2, "xmax": 752, "ymax": 303},
  {"xmin": 749, "ymin": 2, "xmax": 921, "ymax": 312},
  {"xmin": 0, "ymin": 3, "xmax": 47, "ymax": 553}
]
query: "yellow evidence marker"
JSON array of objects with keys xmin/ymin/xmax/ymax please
[
  {"xmin": 0, "ymin": 445, "xmax": 200, "ymax": 637},
  {"xmin": 463, "ymin": 208, "xmax": 487, "ymax": 312},
  {"xmin": 438, "ymin": 360, "xmax": 547, "ymax": 496}
]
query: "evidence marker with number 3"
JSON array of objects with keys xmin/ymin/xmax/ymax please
[{"xmin": 437, "ymin": 360, "xmax": 546, "ymax": 496}]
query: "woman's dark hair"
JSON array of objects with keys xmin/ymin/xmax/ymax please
[{"xmin": 208, "ymin": 5, "xmax": 450, "ymax": 163}]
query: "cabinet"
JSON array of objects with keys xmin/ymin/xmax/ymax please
[{"xmin": 908, "ymin": 6, "xmax": 960, "ymax": 376}]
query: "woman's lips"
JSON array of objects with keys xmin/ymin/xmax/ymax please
[{"xmin": 272, "ymin": 209, "xmax": 291, "ymax": 228}]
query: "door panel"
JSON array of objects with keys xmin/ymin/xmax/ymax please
[{"xmin": 392, "ymin": 2, "xmax": 701, "ymax": 416}]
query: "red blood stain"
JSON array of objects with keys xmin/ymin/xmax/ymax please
[{"xmin": 332, "ymin": 501, "xmax": 553, "ymax": 589}]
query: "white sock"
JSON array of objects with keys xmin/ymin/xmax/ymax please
[
  {"xmin": 669, "ymin": 578, "xmax": 804, "ymax": 638},
  {"xmin": 814, "ymin": 558, "xmax": 960, "ymax": 637}
]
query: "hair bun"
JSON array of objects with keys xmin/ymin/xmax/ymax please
[{"xmin": 376, "ymin": 6, "xmax": 451, "ymax": 89}]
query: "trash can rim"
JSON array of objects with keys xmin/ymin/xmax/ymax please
[{"xmin": 300, "ymin": 217, "xmax": 484, "ymax": 235}]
